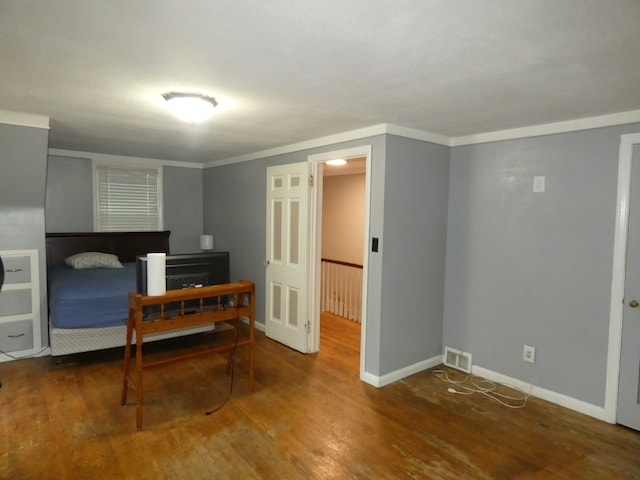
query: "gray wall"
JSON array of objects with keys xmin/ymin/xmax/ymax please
[
  {"xmin": 202, "ymin": 133, "xmax": 449, "ymax": 379},
  {"xmin": 45, "ymin": 155, "xmax": 93, "ymax": 231},
  {"xmin": 444, "ymin": 123, "xmax": 640, "ymax": 407},
  {"xmin": 163, "ymin": 165, "xmax": 203, "ymax": 253},
  {"xmin": 0, "ymin": 123, "xmax": 49, "ymax": 348},
  {"xmin": 45, "ymin": 156, "xmax": 203, "ymax": 254},
  {"xmin": 379, "ymin": 135, "xmax": 450, "ymax": 375}
]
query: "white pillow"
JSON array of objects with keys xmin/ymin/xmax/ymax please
[{"xmin": 65, "ymin": 252, "xmax": 124, "ymax": 269}]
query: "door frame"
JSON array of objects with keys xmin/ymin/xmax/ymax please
[
  {"xmin": 307, "ymin": 145, "xmax": 372, "ymax": 380},
  {"xmin": 606, "ymin": 132, "xmax": 640, "ymax": 422}
]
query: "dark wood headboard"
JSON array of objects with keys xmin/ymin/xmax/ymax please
[{"xmin": 45, "ymin": 231, "xmax": 171, "ymax": 269}]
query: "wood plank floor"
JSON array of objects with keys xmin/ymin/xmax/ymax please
[{"xmin": 1, "ymin": 313, "xmax": 639, "ymax": 479}]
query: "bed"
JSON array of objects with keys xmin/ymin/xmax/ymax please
[{"xmin": 46, "ymin": 231, "xmax": 216, "ymax": 356}]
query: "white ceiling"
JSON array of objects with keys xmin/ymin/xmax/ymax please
[
  {"xmin": 2, "ymin": 0, "xmax": 640, "ymax": 164},
  {"xmin": 323, "ymin": 157, "xmax": 366, "ymax": 176}
]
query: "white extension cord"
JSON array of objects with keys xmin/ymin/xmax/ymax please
[{"xmin": 433, "ymin": 369, "xmax": 531, "ymax": 409}]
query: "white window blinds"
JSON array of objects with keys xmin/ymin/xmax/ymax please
[{"xmin": 95, "ymin": 164, "xmax": 161, "ymax": 231}]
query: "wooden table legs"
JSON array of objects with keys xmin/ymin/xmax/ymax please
[{"xmin": 121, "ymin": 307, "xmax": 145, "ymax": 430}]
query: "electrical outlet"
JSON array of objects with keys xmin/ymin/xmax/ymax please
[
  {"xmin": 523, "ymin": 345, "xmax": 535, "ymax": 363},
  {"xmin": 533, "ymin": 176, "xmax": 546, "ymax": 193}
]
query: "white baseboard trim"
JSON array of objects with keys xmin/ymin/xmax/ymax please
[
  {"xmin": 240, "ymin": 316, "xmax": 265, "ymax": 332},
  {"xmin": 471, "ymin": 365, "xmax": 608, "ymax": 423},
  {"xmin": 0, "ymin": 346, "xmax": 51, "ymax": 362},
  {"xmin": 360, "ymin": 354, "xmax": 443, "ymax": 388},
  {"xmin": 359, "ymin": 355, "xmax": 608, "ymax": 422},
  {"xmin": 35, "ymin": 347, "xmax": 52, "ymax": 358}
]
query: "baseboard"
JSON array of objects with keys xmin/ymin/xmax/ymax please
[
  {"xmin": 35, "ymin": 347, "xmax": 51, "ymax": 357},
  {"xmin": 0, "ymin": 346, "xmax": 51, "ymax": 362},
  {"xmin": 239, "ymin": 316, "xmax": 265, "ymax": 332},
  {"xmin": 471, "ymin": 365, "xmax": 608, "ymax": 422},
  {"xmin": 359, "ymin": 354, "xmax": 608, "ymax": 422},
  {"xmin": 361, "ymin": 354, "xmax": 442, "ymax": 388}
]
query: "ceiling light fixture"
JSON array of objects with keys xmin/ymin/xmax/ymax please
[
  {"xmin": 326, "ymin": 159, "xmax": 347, "ymax": 166},
  {"xmin": 162, "ymin": 92, "xmax": 217, "ymax": 123}
]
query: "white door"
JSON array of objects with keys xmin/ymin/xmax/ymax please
[
  {"xmin": 265, "ymin": 162, "xmax": 310, "ymax": 353},
  {"xmin": 618, "ymin": 143, "xmax": 640, "ymax": 430}
]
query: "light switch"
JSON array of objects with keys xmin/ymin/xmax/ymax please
[{"xmin": 533, "ymin": 176, "xmax": 545, "ymax": 193}]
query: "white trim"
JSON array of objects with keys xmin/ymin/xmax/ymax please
[
  {"xmin": 361, "ymin": 354, "xmax": 608, "ymax": 421},
  {"xmin": 451, "ymin": 110, "xmax": 640, "ymax": 146},
  {"xmin": 205, "ymin": 111, "xmax": 640, "ymax": 169},
  {"xmin": 605, "ymin": 132, "xmax": 640, "ymax": 423},
  {"xmin": 0, "ymin": 248, "xmax": 39, "ymax": 257},
  {"xmin": 308, "ymin": 161, "xmax": 323, "ymax": 354},
  {"xmin": 45, "ymin": 109, "xmax": 640, "ymax": 170},
  {"xmin": 307, "ymin": 145, "xmax": 374, "ymax": 164},
  {"xmin": 240, "ymin": 316, "xmax": 262, "ymax": 330},
  {"xmin": 0, "ymin": 109, "xmax": 50, "ymax": 129},
  {"xmin": 206, "ymin": 125, "xmax": 388, "ymax": 168},
  {"xmin": 385, "ymin": 124, "xmax": 450, "ymax": 146},
  {"xmin": 307, "ymin": 145, "xmax": 372, "ymax": 381},
  {"xmin": 472, "ymin": 365, "xmax": 607, "ymax": 422},
  {"xmin": 359, "ymin": 151, "xmax": 372, "ymax": 384},
  {"xmin": 362, "ymin": 355, "xmax": 443, "ymax": 388},
  {"xmin": 48, "ymin": 148, "xmax": 203, "ymax": 169}
]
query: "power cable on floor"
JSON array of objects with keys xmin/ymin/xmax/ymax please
[
  {"xmin": 432, "ymin": 369, "xmax": 531, "ymax": 409},
  {"xmin": 205, "ymin": 322, "xmax": 240, "ymax": 416}
]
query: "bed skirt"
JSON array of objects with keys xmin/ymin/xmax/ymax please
[{"xmin": 48, "ymin": 321, "xmax": 216, "ymax": 356}]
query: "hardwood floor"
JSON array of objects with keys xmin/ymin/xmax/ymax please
[{"xmin": 1, "ymin": 314, "xmax": 639, "ymax": 479}]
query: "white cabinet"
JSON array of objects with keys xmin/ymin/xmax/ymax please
[{"xmin": 0, "ymin": 250, "xmax": 42, "ymax": 361}]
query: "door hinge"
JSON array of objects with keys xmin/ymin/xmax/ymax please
[
  {"xmin": 309, "ymin": 174, "xmax": 314, "ymax": 187},
  {"xmin": 305, "ymin": 321, "xmax": 311, "ymax": 334}
]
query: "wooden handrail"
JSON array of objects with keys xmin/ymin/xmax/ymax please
[{"xmin": 321, "ymin": 258, "xmax": 363, "ymax": 269}]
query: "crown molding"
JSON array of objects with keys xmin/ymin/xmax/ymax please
[
  {"xmin": 207, "ymin": 110, "xmax": 640, "ymax": 168},
  {"xmin": 384, "ymin": 124, "xmax": 450, "ymax": 146},
  {"xmin": 204, "ymin": 124, "xmax": 391, "ymax": 168},
  {"xmin": 0, "ymin": 109, "xmax": 50, "ymax": 129},
  {"xmin": 450, "ymin": 109, "xmax": 640, "ymax": 146},
  {"xmin": 204, "ymin": 124, "xmax": 451, "ymax": 168},
  {"xmin": 47, "ymin": 148, "xmax": 203, "ymax": 169},
  {"xmin": 38, "ymin": 108, "xmax": 640, "ymax": 169}
]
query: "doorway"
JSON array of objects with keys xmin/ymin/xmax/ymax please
[
  {"xmin": 607, "ymin": 132, "xmax": 640, "ymax": 430},
  {"xmin": 308, "ymin": 146, "xmax": 371, "ymax": 380}
]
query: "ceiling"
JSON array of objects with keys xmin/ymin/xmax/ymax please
[
  {"xmin": 2, "ymin": 0, "xmax": 640, "ymax": 165},
  {"xmin": 323, "ymin": 157, "xmax": 366, "ymax": 176}
]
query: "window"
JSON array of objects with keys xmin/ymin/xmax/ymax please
[{"xmin": 94, "ymin": 163, "xmax": 163, "ymax": 231}]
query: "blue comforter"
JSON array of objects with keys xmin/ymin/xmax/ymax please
[{"xmin": 48, "ymin": 262, "xmax": 136, "ymax": 328}]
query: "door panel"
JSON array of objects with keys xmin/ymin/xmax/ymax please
[
  {"xmin": 618, "ymin": 144, "xmax": 640, "ymax": 430},
  {"xmin": 265, "ymin": 162, "xmax": 310, "ymax": 353}
]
